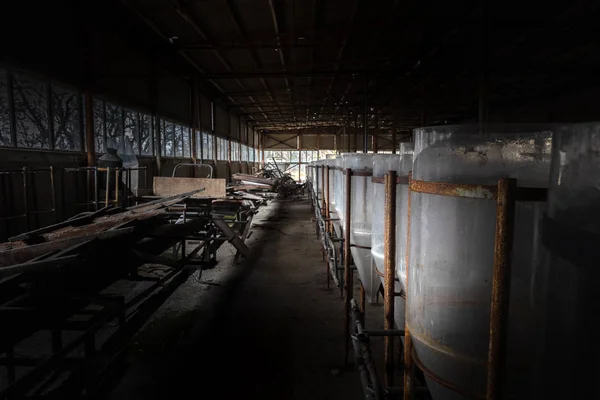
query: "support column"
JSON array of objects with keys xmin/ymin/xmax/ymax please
[
  {"xmin": 404, "ymin": 172, "xmax": 414, "ymax": 400},
  {"xmin": 354, "ymin": 113, "xmax": 359, "ymax": 153},
  {"xmin": 392, "ymin": 98, "xmax": 398, "ymax": 154},
  {"xmin": 325, "ymin": 164, "xmax": 331, "ymax": 288},
  {"xmin": 343, "ymin": 168, "xmax": 353, "ymax": 368},
  {"xmin": 384, "ymin": 171, "xmax": 397, "ymax": 386},
  {"xmin": 191, "ymin": 80, "xmax": 198, "ymax": 164},
  {"xmin": 363, "ymin": 79, "xmax": 368, "ymax": 153},
  {"xmin": 486, "ymin": 178, "xmax": 516, "ymax": 400},
  {"xmin": 85, "ymin": 92, "xmax": 95, "ymax": 166}
]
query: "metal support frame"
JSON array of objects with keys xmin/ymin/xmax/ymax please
[
  {"xmin": 403, "ymin": 171, "xmax": 414, "ymax": 400},
  {"xmin": 325, "ymin": 165, "xmax": 331, "ymax": 288},
  {"xmin": 383, "ymin": 171, "xmax": 397, "ymax": 386},
  {"xmin": 0, "ymin": 190, "xmax": 260, "ymax": 398},
  {"xmin": 0, "ymin": 167, "xmax": 57, "ymax": 239},
  {"xmin": 308, "ymin": 168, "xmax": 342, "ymax": 289},
  {"xmin": 343, "ymin": 167, "xmax": 352, "ymax": 368}
]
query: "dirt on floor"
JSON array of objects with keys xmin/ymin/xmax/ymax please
[{"xmin": 106, "ymin": 198, "xmax": 390, "ymax": 400}]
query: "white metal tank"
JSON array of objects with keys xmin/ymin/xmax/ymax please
[
  {"xmin": 334, "ymin": 154, "xmax": 348, "ymax": 230},
  {"xmin": 313, "ymin": 160, "xmax": 322, "ymax": 197},
  {"xmin": 371, "ymin": 145, "xmax": 413, "ymax": 327},
  {"xmin": 537, "ymin": 123, "xmax": 600, "ymax": 400},
  {"xmin": 344, "ymin": 153, "xmax": 378, "ymax": 302},
  {"xmin": 327, "ymin": 155, "xmax": 338, "ymax": 213},
  {"xmin": 408, "ymin": 126, "xmax": 552, "ymax": 400}
]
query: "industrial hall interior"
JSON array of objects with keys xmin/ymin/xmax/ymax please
[{"xmin": 0, "ymin": 0, "xmax": 597, "ymax": 399}]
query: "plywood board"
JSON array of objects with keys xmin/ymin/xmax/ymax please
[{"xmin": 153, "ymin": 177, "xmax": 226, "ymax": 198}]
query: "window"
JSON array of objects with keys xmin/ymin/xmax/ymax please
[
  {"xmin": 217, "ymin": 137, "xmax": 228, "ymax": 160},
  {"xmin": 0, "ymin": 70, "xmax": 11, "ymax": 146},
  {"xmin": 51, "ymin": 84, "xmax": 81, "ymax": 151},
  {"xmin": 301, "ymin": 150, "xmax": 314, "ymax": 163},
  {"xmin": 13, "ymin": 73, "xmax": 50, "ymax": 149},
  {"xmin": 140, "ymin": 113, "xmax": 153, "ymax": 155},
  {"xmin": 290, "ymin": 150, "xmax": 299, "ymax": 162},
  {"xmin": 93, "ymin": 99, "xmax": 105, "ymax": 153},
  {"xmin": 162, "ymin": 120, "xmax": 174, "ymax": 157},
  {"xmin": 105, "ymin": 103, "xmax": 122, "ymax": 151},
  {"xmin": 231, "ymin": 141, "xmax": 239, "ymax": 161},
  {"xmin": 182, "ymin": 126, "xmax": 191, "ymax": 158},
  {"xmin": 124, "ymin": 109, "xmax": 138, "ymax": 154},
  {"xmin": 195, "ymin": 130, "xmax": 202, "ymax": 159},
  {"xmin": 202, "ymin": 132, "xmax": 213, "ymax": 159},
  {"xmin": 241, "ymin": 144, "xmax": 248, "ymax": 161},
  {"xmin": 174, "ymin": 124, "xmax": 184, "ymax": 157}
]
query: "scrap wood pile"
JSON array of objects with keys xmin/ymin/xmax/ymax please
[{"xmin": 231, "ymin": 162, "xmax": 305, "ymax": 199}]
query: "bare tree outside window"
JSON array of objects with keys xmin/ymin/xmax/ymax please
[
  {"xmin": 13, "ymin": 73, "xmax": 50, "ymax": 149},
  {"xmin": 231, "ymin": 141, "xmax": 240, "ymax": 161},
  {"xmin": 140, "ymin": 113, "xmax": 152, "ymax": 155},
  {"xmin": 195, "ymin": 130, "xmax": 202, "ymax": 159},
  {"xmin": 182, "ymin": 126, "xmax": 190, "ymax": 158},
  {"xmin": 52, "ymin": 84, "xmax": 81, "ymax": 151},
  {"xmin": 162, "ymin": 120, "xmax": 174, "ymax": 157},
  {"xmin": 0, "ymin": 70, "xmax": 11, "ymax": 146},
  {"xmin": 174, "ymin": 124, "xmax": 183, "ymax": 157},
  {"xmin": 93, "ymin": 99, "xmax": 105, "ymax": 153},
  {"xmin": 123, "ymin": 109, "xmax": 138, "ymax": 155},
  {"xmin": 105, "ymin": 103, "xmax": 122, "ymax": 150},
  {"xmin": 202, "ymin": 132, "xmax": 212, "ymax": 159}
]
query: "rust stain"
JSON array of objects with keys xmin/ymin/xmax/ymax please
[{"xmin": 410, "ymin": 179, "xmax": 497, "ymax": 200}]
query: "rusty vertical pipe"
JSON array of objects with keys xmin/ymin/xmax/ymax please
[
  {"xmin": 105, "ymin": 167, "xmax": 110, "ymax": 208},
  {"xmin": 315, "ymin": 165, "xmax": 320, "ymax": 211},
  {"xmin": 325, "ymin": 165, "xmax": 331, "ymax": 289},
  {"xmin": 343, "ymin": 168, "xmax": 353, "ymax": 368},
  {"xmin": 384, "ymin": 170, "xmax": 397, "ymax": 386},
  {"xmin": 486, "ymin": 178, "xmax": 516, "ymax": 400},
  {"xmin": 325, "ymin": 165, "xmax": 330, "ymax": 233},
  {"xmin": 403, "ymin": 171, "xmax": 414, "ymax": 400},
  {"xmin": 320, "ymin": 165, "xmax": 326, "ymax": 215},
  {"xmin": 359, "ymin": 282, "xmax": 365, "ymax": 312}
]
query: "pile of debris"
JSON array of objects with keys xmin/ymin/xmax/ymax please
[{"xmin": 231, "ymin": 160, "xmax": 304, "ymax": 199}]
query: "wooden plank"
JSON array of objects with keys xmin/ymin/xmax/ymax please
[{"xmin": 153, "ymin": 177, "xmax": 226, "ymax": 198}]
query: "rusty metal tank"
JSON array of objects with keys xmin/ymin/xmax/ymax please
[{"xmin": 408, "ymin": 125, "xmax": 552, "ymax": 399}]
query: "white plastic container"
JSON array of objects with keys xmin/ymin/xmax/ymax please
[
  {"xmin": 537, "ymin": 124, "xmax": 600, "ymax": 400},
  {"xmin": 344, "ymin": 153, "xmax": 378, "ymax": 302},
  {"xmin": 407, "ymin": 126, "xmax": 552, "ymax": 400}
]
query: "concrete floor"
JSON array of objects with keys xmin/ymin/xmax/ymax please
[{"xmin": 107, "ymin": 198, "xmax": 387, "ymax": 400}]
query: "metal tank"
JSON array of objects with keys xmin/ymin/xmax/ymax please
[
  {"xmin": 328, "ymin": 156, "xmax": 343, "ymax": 238},
  {"xmin": 407, "ymin": 126, "xmax": 552, "ymax": 400},
  {"xmin": 313, "ymin": 160, "xmax": 322, "ymax": 198},
  {"xmin": 371, "ymin": 144, "xmax": 413, "ymax": 328},
  {"xmin": 334, "ymin": 155, "xmax": 347, "ymax": 231},
  {"xmin": 537, "ymin": 123, "xmax": 600, "ymax": 400},
  {"xmin": 326, "ymin": 155, "xmax": 338, "ymax": 213},
  {"xmin": 344, "ymin": 153, "xmax": 378, "ymax": 302}
]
